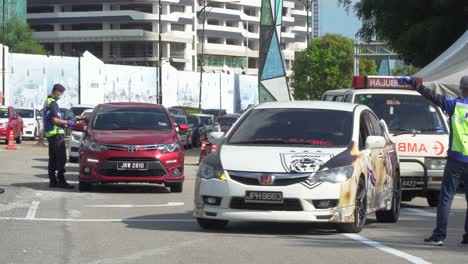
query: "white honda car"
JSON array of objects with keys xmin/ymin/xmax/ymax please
[{"xmin": 194, "ymin": 101, "xmax": 401, "ymax": 233}]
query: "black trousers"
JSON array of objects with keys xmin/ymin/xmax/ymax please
[{"xmin": 47, "ymin": 134, "xmax": 67, "ymax": 183}]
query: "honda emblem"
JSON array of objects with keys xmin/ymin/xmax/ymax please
[{"xmin": 259, "ymin": 175, "xmax": 274, "ymax": 185}]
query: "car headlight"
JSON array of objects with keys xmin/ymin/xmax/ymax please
[
  {"xmin": 158, "ymin": 142, "xmax": 180, "ymax": 153},
  {"xmin": 71, "ymin": 133, "xmax": 81, "ymax": 141},
  {"xmin": 197, "ymin": 162, "xmax": 225, "ymax": 180},
  {"xmin": 83, "ymin": 140, "xmax": 107, "ymax": 152},
  {"xmin": 310, "ymin": 166, "xmax": 354, "ymax": 183},
  {"xmin": 425, "ymin": 158, "xmax": 447, "ymax": 170}
]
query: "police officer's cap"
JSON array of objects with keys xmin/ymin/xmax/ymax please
[{"xmin": 52, "ymin": 84, "xmax": 66, "ymax": 92}]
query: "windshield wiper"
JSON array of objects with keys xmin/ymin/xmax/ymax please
[
  {"xmin": 392, "ymin": 128, "xmax": 421, "ymax": 136},
  {"xmin": 419, "ymin": 128, "xmax": 444, "ymax": 133}
]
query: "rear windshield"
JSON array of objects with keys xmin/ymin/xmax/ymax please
[
  {"xmin": 228, "ymin": 108, "xmax": 353, "ymax": 146},
  {"xmin": 16, "ymin": 109, "xmax": 34, "ymax": 118},
  {"xmin": 0, "ymin": 108, "xmax": 8, "ymax": 118},
  {"xmin": 217, "ymin": 117, "xmax": 237, "ymax": 126},
  {"xmin": 93, "ymin": 107, "xmax": 171, "ymax": 131},
  {"xmin": 355, "ymin": 94, "xmax": 447, "ymax": 133},
  {"xmin": 200, "ymin": 116, "xmax": 213, "ymax": 125}
]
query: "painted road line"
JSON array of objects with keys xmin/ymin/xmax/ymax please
[
  {"xmin": 86, "ymin": 202, "xmax": 185, "ymax": 208},
  {"xmin": 25, "ymin": 201, "xmax": 40, "ymax": 219},
  {"xmin": 0, "ymin": 217, "xmax": 196, "ymax": 222},
  {"xmin": 455, "ymin": 196, "xmax": 464, "ymax": 199},
  {"xmin": 401, "ymin": 208, "xmax": 436, "ymax": 217},
  {"xmin": 344, "ymin": 234, "xmax": 432, "ymax": 264}
]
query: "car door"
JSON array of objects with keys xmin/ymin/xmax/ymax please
[{"xmin": 365, "ymin": 111, "xmax": 392, "ymax": 209}]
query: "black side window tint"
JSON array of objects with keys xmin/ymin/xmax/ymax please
[{"xmin": 359, "ymin": 114, "xmax": 370, "ymax": 150}]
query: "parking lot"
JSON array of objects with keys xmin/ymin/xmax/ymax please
[{"xmin": 0, "ymin": 140, "xmax": 466, "ymax": 264}]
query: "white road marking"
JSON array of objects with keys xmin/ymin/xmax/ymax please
[
  {"xmin": 455, "ymin": 196, "xmax": 464, "ymax": 199},
  {"xmin": 344, "ymin": 234, "xmax": 432, "ymax": 264},
  {"xmin": 86, "ymin": 202, "xmax": 185, "ymax": 208},
  {"xmin": 0, "ymin": 217, "xmax": 195, "ymax": 222},
  {"xmin": 401, "ymin": 208, "xmax": 436, "ymax": 217},
  {"xmin": 25, "ymin": 201, "xmax": 40, "ymax": 219}
]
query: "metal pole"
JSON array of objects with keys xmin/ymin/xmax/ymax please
[
  {"xmin": 305, "ymin": 0, "xmax": 311, "ymax": 99},
  {"xmin": 198, "ymin": 0, "xmax": 207, "ymax": 110},
  {"xmin": 78, "ymin": 55, "xmax": 81, "ymax": 104},
  {"xmin": 158, "ymin": 0, "xmax": 163, "ymax": 105},
  {"xmin": 219, "ymin": 71, "xmax": 222, "ymax": 110},
  {"xmin": 1, "ymin": 0, "xmax": 5, "ymax": 105}
]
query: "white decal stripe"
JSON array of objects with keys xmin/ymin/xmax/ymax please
[{"xmin": 25, "ymin": 201, "xmax": 40, "ymax": 219}]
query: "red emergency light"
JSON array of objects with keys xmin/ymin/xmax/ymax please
[{"xmin": 352, "ymin": 76, "xmax": 423, "ymax": 89}]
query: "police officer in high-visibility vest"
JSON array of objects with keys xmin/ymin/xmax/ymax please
[
  {"xmin": 401, "ymin": 76, "xmax": 468, "ymax": 246},
  {"xmin": 43, "ymin": 84, "xmax": 75, "ymax": 189}
]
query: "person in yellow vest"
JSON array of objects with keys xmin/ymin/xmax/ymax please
[
  {"xmin": 43, "ymin": 84, "xmax": 74, "ymax": 189},
  {"xmin": 400, "ymin": 76, "xmax": 468, "ymax": 246}
]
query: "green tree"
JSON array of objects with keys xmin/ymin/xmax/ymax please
[
  {"xmin": 291, "ymin": 34, "xmax": 354, "ymax": 100},
  {"xmin": 338, "ymin": 0, "xmax": 467, "ymax": 67},
  {"xmin": 359, "ymin": 58, "xmax": 378, "ymax": 76},
  {"xmin": 391, "ymin": 64, "xmax": 420, "ymax": 76},
  {"xmin": 0, "ymin": 18, "xmax": 45, "ymax": 54}
]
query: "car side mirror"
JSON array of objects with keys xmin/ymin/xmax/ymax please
[
  {"xmin": 179, "ymin": 124, "xmax": 189, "ymax": 132},
  {"xmin": 365, "ymin": 136, "xmax": 386, "ymax": 149},
  {"xmin": 207, "ymin": 132, "xmax": 225, "ymax": 145},
  {"xmin": 380, "ymin": 119, "xmax": 389, "ymax": 134},
  {"xmin": 72, "ymin": 123, "xmax": 85, "ymax": 132}
]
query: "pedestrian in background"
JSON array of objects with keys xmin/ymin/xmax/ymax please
[
  {"xmin": 402, "ymin": 76, "xmax": 468, "ymax": 246},
  {"xmin": 43, "ymin": 84, "xmax": 75, "ymax": 189}
]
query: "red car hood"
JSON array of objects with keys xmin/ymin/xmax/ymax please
[{"xmin": 88, "ymin": 130, "xmax": 177, "ymax": 145}]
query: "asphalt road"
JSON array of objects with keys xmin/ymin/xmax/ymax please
[{"xmin": 0, "ymin": 140, "xmax": 466, "ymax": 264}]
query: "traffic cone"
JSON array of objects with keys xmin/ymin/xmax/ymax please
[{"xmin": 6, "ymin": 130, "xmax": 16, "ymax": 150}]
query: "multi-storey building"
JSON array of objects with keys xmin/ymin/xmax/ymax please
[{"xmin": 27, "ymin": 0, "xmax": 314, "ymax": 75}]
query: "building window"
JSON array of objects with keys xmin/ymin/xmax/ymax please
[
  {"xmin": 30, "ymin": 24, "xmax": 54, "ymax": 32},
  {"xmin": 226, "ymin": 4, "xmax": 239, "ymax": 10},
  {"xmin": 119, "ymin": 4, "xmax": 152, "ymax": 13},
  {"xmin": 171, "ymin": 24, "xmax": 185, "ymax": 31},
  {"xmin": 170, "ymin": 5, "xmax": 185, "ymax": 13},
  {"xmin": 207, "ymin": 19, "xmax": 220, "ymax": 25},
  {"xmin": 120, "ymin": 23, "xmax": 152, "ymax": 31},
  {"xmin": 207, "ymin": 37, "xmax": 222, "ymax": 44},
  {"xmin": 27, "ymin": 6, "xmax": 54, "ymax": 13},
  {"xmin": 226, "ymin": 39, "xmax": 241, "ymax": 46},
  {"xmin": 170, "ymin": 43, "xmax": 185, "ymax": 58},
  {"xmin": 71, "ymin": 5, "xmax": 102, "ymax": 12},
  {"xmin": 71, "ymin": 24, "xmax": 103, "ymax": 30},
  {"xmin": 119, "ymin": 42, "xmax": 153, "ymax": 58},
  {"xmin": 244, "ymin": 7, "xmax": 256, "ymax": 17},
  {"xmin": 226, "ymin": 21, "xmax": 238, "ymax": 27}
]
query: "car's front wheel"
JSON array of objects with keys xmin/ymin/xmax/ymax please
[
  {"xmin": 69, "ymin": 157, "xmax": 79, "ymax": 163},
  {"xmin": 79, "ymin": 181, "xmax": 92, "ymax": 192},
  {"xmin": 197, "ymin": 218, "xmax": 228, "ymax": 230},
  {"xmin": 168, "ymin": 182, "xmax": 183, "ymax": 193},
  {"xmin": 337, "ymin": 177, "xmax": 367, "ymax": 233},
  {"xmin": 376, "ymin": 171, "xmax": 401, "ymax": 223}
]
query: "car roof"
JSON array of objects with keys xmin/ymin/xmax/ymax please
[
  {"xmin": 255, "ymin": 101, "xmax": 359, "ymax": 112},
  {"xmin": 97, "ymin": 103, "xmax": 164, "ymax": 109},
  {"xmin": 217, "ymin": 114, "xmax": 241, "ymax": 118},
  {"xmin": 72, "ymin": 104, "xmax": 95, "ymax": 108},
  {"xmin": 193, "ymin": 113, "xmax": 214, "ymax": 117}
]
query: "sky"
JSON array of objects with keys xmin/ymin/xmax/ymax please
[{"xmin": 319, "ymin": 0, "xmax": 362, "ymax": 39}]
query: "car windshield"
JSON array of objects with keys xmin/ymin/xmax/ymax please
[
  {"xmin": 16, "ymin": 109, "xmax": 34, "ymax": 118},
  {"xmin": 0, "ymin": 108, "xmax": 9, "ymax": 118},
  {"xmin": 355, "ymin": 94, "xmax": 447, "ymax": 133},
  {"xmin": 228, "ymin": 108, "xmax": 353, "ymax": 146},
  {"xmin": 217, "ymin": 117, "xmax": 237, "ymax": 126},
  {"xmin": 200, "ymin": 116, "xmax": 213, "ymax": 125},
  {"xmin": 187, "ymin": 116, "xmax": 199, "ymax": 126},
  {"xmin": 92, "ymin": 107, "xmax": 171, "ymax": 131},
  {"xmin": 71, "ymin": 107, "xmax": 92, "ymax": 116},
  {"xmin": 174, "ymin": 116, "xmax": 187, "ymax": 124}
]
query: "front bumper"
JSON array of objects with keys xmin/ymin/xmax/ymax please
[
  {"xmin": 79, "ymin": 149, "xmax": 185, "ymax": 184},
  {"xmin": 193, "ymin": 174, "xmax": 355, "ymax": 223},
  {"xmin": 22, "ymin": 126, "xmax": 37, "ymax": 138},
  {"xmin": 400, "ymin": 158, "xmax": 443, "ymax": 191}
]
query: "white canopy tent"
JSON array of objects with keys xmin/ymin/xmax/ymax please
[{"xmin": 415, "ymin": 30, "xmax": 468, "ymax": 97}]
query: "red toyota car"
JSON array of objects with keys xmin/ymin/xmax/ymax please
[
  {"xmin": 75, "ymin": 103, "xmax": 187, "ymax": 192},
  {"xmin": 0, "ymin": 105, "xmax": 24, "ymax": 144}
]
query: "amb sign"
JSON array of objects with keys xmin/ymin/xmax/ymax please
[{"xmin": 397, "ymin": 141, "xmax": 445, "ymax": 155}]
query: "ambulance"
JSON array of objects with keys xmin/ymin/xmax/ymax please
[{"xmin": 322, "ymin": 76, "xmax": 449, "ymax": 207}]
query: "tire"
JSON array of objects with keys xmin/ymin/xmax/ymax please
[
  {"xmin": 426, "ymin": 191, "xmax": 440, "ymax": 208},
  {"xmin": 376, "ymin": 171, "xmax": 401, "ymax": 223},
  {"xmin": 337, "ymin": 177, "xmax": 367, "ymax": 233},
  {"xmin": 197, "ymin": 218, "xmax": 228, "ymax": 230},
  {"xmin": 169, "ymin": 182, "xmax": 183, "ymax": 193},
  {"xmin": 402, "ymin": 192, "xmax": 414, "ymax": 202},
  {"xmin": 69, "ymin": 157, "xmax": 79, "ymax": 163},
  {"xmin": 15, "ymin": 132, "xmax": 22, "ymax": 144},
  {"xmin": 79, "ymin": 181, "xmax": 92, "ymax": 192}
]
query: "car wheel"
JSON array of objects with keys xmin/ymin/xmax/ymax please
[
  {"xmin": 69, "ymin": 157, "xmax": 79, "ymax": 163},
  {"xmin": 337, "ymin": 177, "xmax": 367, "ymax": 233},
  {"xmin": 169, "ymin": 182, "xmax": 183, "ymax": 193},
  {"xmin": 15, "ymin": 132, "xmax": 22, "ymax": 144},
  {"xmin": 197, "ymin": 218, "xmax": 228, "ymax": 230},
  {"xmin": 376, "ymin": 171, "xmax": 401, "ymax": 223},
  {"xmin": 426, "ymin": 191, "xmax": 440, "ymax": 208},
  {"xmin": 79, "ymin": 181, "xmax": 92, "ymax": 192}
]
